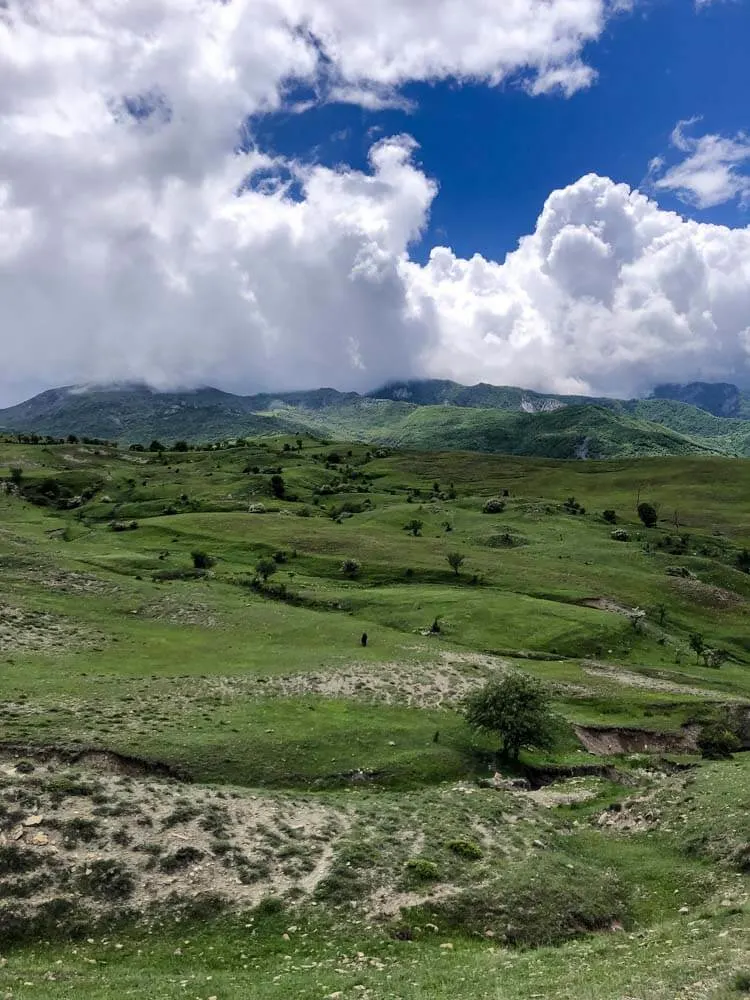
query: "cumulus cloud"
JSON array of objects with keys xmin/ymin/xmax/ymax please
[
  {"xmin": 1, "ymin": 0, "xmax": 750, "ymax": 406},
  {"xmin": 407, "ymin": 173, "xmax": 750, "ymax": 396},
  {"xmin": 649, "ymin": 120, "xmax": 750, "ymax": 209}
]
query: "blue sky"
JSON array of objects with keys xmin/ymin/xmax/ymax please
[{"xmin": 257, "ymin": 0, "xmax": 750, "ymax": 263}]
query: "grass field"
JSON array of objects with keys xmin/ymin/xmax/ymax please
[{"xmin": 0, "ymin": 435, "xmax": 748, "ymax": 997}]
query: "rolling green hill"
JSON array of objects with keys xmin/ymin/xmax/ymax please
[{"xmin": 2, "ymin": 378, "xmax": 749, "ymax": 458}]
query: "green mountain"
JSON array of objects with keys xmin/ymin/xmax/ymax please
[{"xmin": 1, "ymin": 378, "xmax": 749, "ymax": 459}]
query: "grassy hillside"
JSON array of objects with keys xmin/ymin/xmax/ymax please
[{"xmin": 1, "ymin": 436, "xmax": 749, "ymax": 996}]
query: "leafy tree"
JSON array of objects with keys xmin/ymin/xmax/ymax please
[
  {"xmin": 66, "ymin": 434, "xmax": 79, "ymax": 444},
  {"xmin": 9, "ymin": 467, "xmax": 23, "ymax": 487},
  {"xmin": 689, "ymin": 632, "xmax": 705, "ymax": 664},
  {"xmin": 341, "ymin": 558, "xmax": 361, "ymax": 579},
  {"xmin": 602, "ymin": 509, "xmax": 617, "ymax": 524},
  {"xmin": 255, "ymin": 557, "xmax": 277, "ymax": 583},
  {"xmin": 173, "ymin": 440, "xmax": 189, "ymax": 452},
  {"xmin": 270, "ymin": 474, "xmax": 285, "ymax": 499},
  {"xmin": 464, "ymin": 674, "xmax": 557, "ymax": 761},
  {"xmin": 191, "ymin": 550, "xmax": 215, "ymax": 570},
  {"xmin": 296, "ymin": 438, "xmax": 303, "ymax": 451},
  {"xmin": 149, "ymin": 439, "xmax": 165, "ymax": 453},
  {"xmin": 637, "ymin": 502, "xmax": 658, "ymax": 528},
  {"xmin": 446, "ymin": 551, "xmax": 466, "ymax": 576},
  {"xmin": 405, "ymin": 519, "xmax": 424, "ymax": 537}
]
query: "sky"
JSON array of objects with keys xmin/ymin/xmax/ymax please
[{"xmin": 1, "ymin": 0, "xmax": 750, "ymax": 406}]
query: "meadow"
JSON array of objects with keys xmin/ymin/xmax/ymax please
[{"xmin": 0, "ymin": 434, "xmax": 748, "ymax": 998}]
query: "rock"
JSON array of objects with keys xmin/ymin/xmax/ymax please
[
  {"xmin": 679, "ymin": 906, "xmax": 690, "ymax": 914},
  {"xmin": 30, "ymin": 833, "xmax": 49, "ymax": 846},
  {"xmin": 23, "ymin": 815, "xmax": 43, "ymax": 827}
]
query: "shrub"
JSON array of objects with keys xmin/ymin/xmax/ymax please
[
  {"xmin": 446, "ymin": 839, "xmax": 483, "ymax": 860},
  {"xmin": 732, "ymin": 971, "xmax": 750, "ymax": 993},
  {"xmin": 191, "ymin": 550, "xmax": 215, "ymax": 570},
  {"xmin": 637, "ymin": 502, "xmax": 658, "ymax": 528},
  {"xmin": 341, "ymin": 558, "xmax": 361, "ymax": 579},
  {"xmin": 0, "ymin": 846, "xmax": 38, "ymax": 876},
  {"xmin": 149, "ymin": 440, "xmax": 165, "ymax": 453},
  {"xmin": 173, "ymin": 440, "xmax": 189, "ymax": 452},
  {"xmin": 483, "ymin": 498, "xmax": 506, "ymax": 514},
  {"xmin": 77, "ymin": 860, "xmax": 135, "ymax": 900},
  {"xmin": 405, "ymin": 858, "xmax": 440, "ymax": 881},
  {"xmin": 109, "ymin": 520, "xmax": 139, "ymax": 532},
  {"xmin": 736, "ymin": 549, "xmax": 750, "ymax": 574},
  {"xmin": 563, "ymin": 497, "xmax": 585, "ymax": 515},
  {"xmin": 665, "ymin": 565, "xmax": 695, "ymax": 578},
  {"xmin": 697, "ymin": 722, "xmax": 741, "ymax": 760},
  {"xmin": 464, "ymin": 673, "xmax": 557, "ymax": 761},
  {"xmin": 159, "ymin": 847, "xmax": 204, "ymax": 873},
  {"xmin": 404, "ymin": 519, "xmax": 423, "ymax": 536},
  {"xmin": 602, "ymin": 509, "xmax": 618, "ymax": 524},
  {"xmin": 610, "ymin": 528, "xmax": 629, "ymax": 542},
  {"xmin": 9, "ymin": 467, "xmax": 23, "ymax": 487},
  {"xmin": 255, "ymin": 558, "xmax": 277, "ymax": 583}
]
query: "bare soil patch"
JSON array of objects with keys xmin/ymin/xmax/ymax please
[
  {"xmin": 574, "ymin": 724, "xmax": 700, "ymax": 756},
  {"xmin": 0, "ymin": 603, "xmax": 108, "ymax": 654},
  {"xmin": 581, "ymin": 660, "xmax": 742, "ymax": 700}
]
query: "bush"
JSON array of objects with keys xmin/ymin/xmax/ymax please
[
  {"xmin": 404, "ymin": 519, "xmax": 424, "ymax": 536},
  {"xmin": 732, "ymin": 971, "xmax": 750, "ymax": 993},
  {"xmin": 77, "ymin": 860, "xmax": 135, "ymax": 900},
  {"xmin": 191, "ymin": 550, "xmax": 215, "ymax": 570},
  {"xmin": 270, "ymin": 474, "xmax": 285, "ymax": 499},
  {"xmin": 173, "ymin": 440, "xmax": 189, "ymax": 452},
  {"xmin": 736, "ymin": 549, "xmax": 750, "ymax": 574},
  {"xmin": 637, "ymin": 502, "xmax": 658, "ymax": 528},
  {"xmin": 109, "ymin": 520, "xmax": 139, "ymax": 532},
  {"xmin": 464, "ymin": 673, "xmax": 557, "ymax": 761},
  {"xmin": 405, "ymin": 858, "xmax": 440, "ymax": 882},
  {"xmin": 610, "ymin": 529, "xmax": 629, "ymax": 542},
  {"xmin": 446, "ymin": 551, "xmax": 465, "ymax": 576},
  {"xmin": 255, "ymin": 558, "xmax": 277, "ymax": 583},
  {"xmin": 159, "ymin": 847, "xmax": 204, "ymax": 873},
  {"xmin": 446, "ymin": 839, "xmax": 483, "ymax": 860},
  {"xmin": 697, "ymin": 722, "xmax": 741, "ymax": 760},
  {"xmin": 602, "ymin": 509, "xmax": 618, "ymax": 524},
  {"xmin": 482, "ymin": 498, "xmax": 506, "ymax": 514},
  {"xmin": 341, "ymin": 558, "xmax": 361, "ymax": 579}
]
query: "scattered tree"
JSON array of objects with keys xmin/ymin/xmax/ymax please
[
  {"xmin": 9, "ymin": 467, "xmax": 23, "ymax": 487},
  {"xmin": 637, "ymin": 502, "xmax": 658, "ymax": 528},
  {"xmin": 255, "ymin": 557, "xmax": 277, "ymax": 583},
  {"xmin": 464, "ymin": 673, "xmax": 557, "ymax": 762},
  {"xmin": 270, "ymin": 474, "xmax": 285, "ymax": 500},
  {"xmin": 173, "ymin": 440, "xmax": 189, "ymax": 452},
  {"xmin": 689, "ymin": 632, "xmax": 705, "ymax": 664},
  {"xmin": 405, "ymin": 519, "xmax": 424, "ymax": 537},
  {"xmin": 446, "ymin": 551, "xmax": 466, "ymax": 576},
  {"xmin": 191, "ymin": 550, "xmax": 215, "ymax": 570},
  {"xmin": 149, "ymin": 439, "xmax": 165, "ymax": 453},
  {"xmin": 341, "ymin": 558, "xmax": 361, "ymax": 579},
  {"xmin": 602, "ymin": 509, "xmax": 617, "ymax": 524}
]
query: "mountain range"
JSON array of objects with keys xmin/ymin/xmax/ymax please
[{"xmin": 2, "ymin": 379, "xmax": 750, "ymax": 460}]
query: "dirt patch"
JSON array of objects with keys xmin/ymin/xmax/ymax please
[
  {"xmin": 581, "ymin": 661, "xmax": 742, "ymax": 701},
  {"xmin": 578, "ymin": 597, "xmax": 636, "ymax": 616},
  {"xmin": 136, "ymin": 597, "xmax": 219, "ymax": 628},
  {"xmin": 0, "ymin": 752, "xmax": 348, "ymax": 923},
  {"xmin": 670, "ymin": 577, "xmax": 747, "ymax": 609},
  {"xmin": 574, "ymin": 724, "xmax": 700, "ymax": 755},
  {"xmin": 0, "ymin": 603, "xmax": 108, "ymax": 654},
  {"xmin": 24, "ymin": 569, "xmax": 120, "ymax": 597}
]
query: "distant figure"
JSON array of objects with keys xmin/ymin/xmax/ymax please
[{"xmin": 361, "ymin": 633, "xmax": 368, "ymax": 647}]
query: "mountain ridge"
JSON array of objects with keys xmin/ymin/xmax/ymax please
[{"xmin": 2, "ymin": 378, "xmax": 750, "ymax": 460}]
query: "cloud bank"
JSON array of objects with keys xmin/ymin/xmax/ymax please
[{"xmin": 1, "ymin": 0, "xmax": 749, "ymax": 405}]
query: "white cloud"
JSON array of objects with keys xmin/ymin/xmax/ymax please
[
  {"xmin": 1, "ymin": 0, "xmax": 750, "ymax": 407},
  {"xmin": 406, "ymin": 174, "xmax": 750, "ymax": 397},
  {"xmin": 649, "ymin": 120, "xmax": 750, "ymax": 209}
]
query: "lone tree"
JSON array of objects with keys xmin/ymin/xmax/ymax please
[
  {"xmin": 689, "ymin": 632, "xmax": 705, "ymax": 664},
  {"xmin": 464, "ymin": 673, "xmax": 557, "ymax": 762},
  {"xmin": 446, "ymin": 551, "xmax": 466, "ymax": 577},
  {"xmin": 405, "ymin": 519, "xmax": 424, "ymax": 537},
  {"xmin": 637, "ymin": 502, "xmax": 658, "ymax": 528},
  {"xmin": 255, "ymin": 557, "xmax": 277, "ymax": 583},
  {"xmin": 270, "ymin": 474, "xmax": 285, "ymax": 500}
]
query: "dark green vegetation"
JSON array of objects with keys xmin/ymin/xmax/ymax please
[
  {"xmin": 0, "ymin": 434, "xmax": 749, "ymax": 997},
  {"xmin": 5, "ymin": 377, "xmax": 750, "ymax": 456}
]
